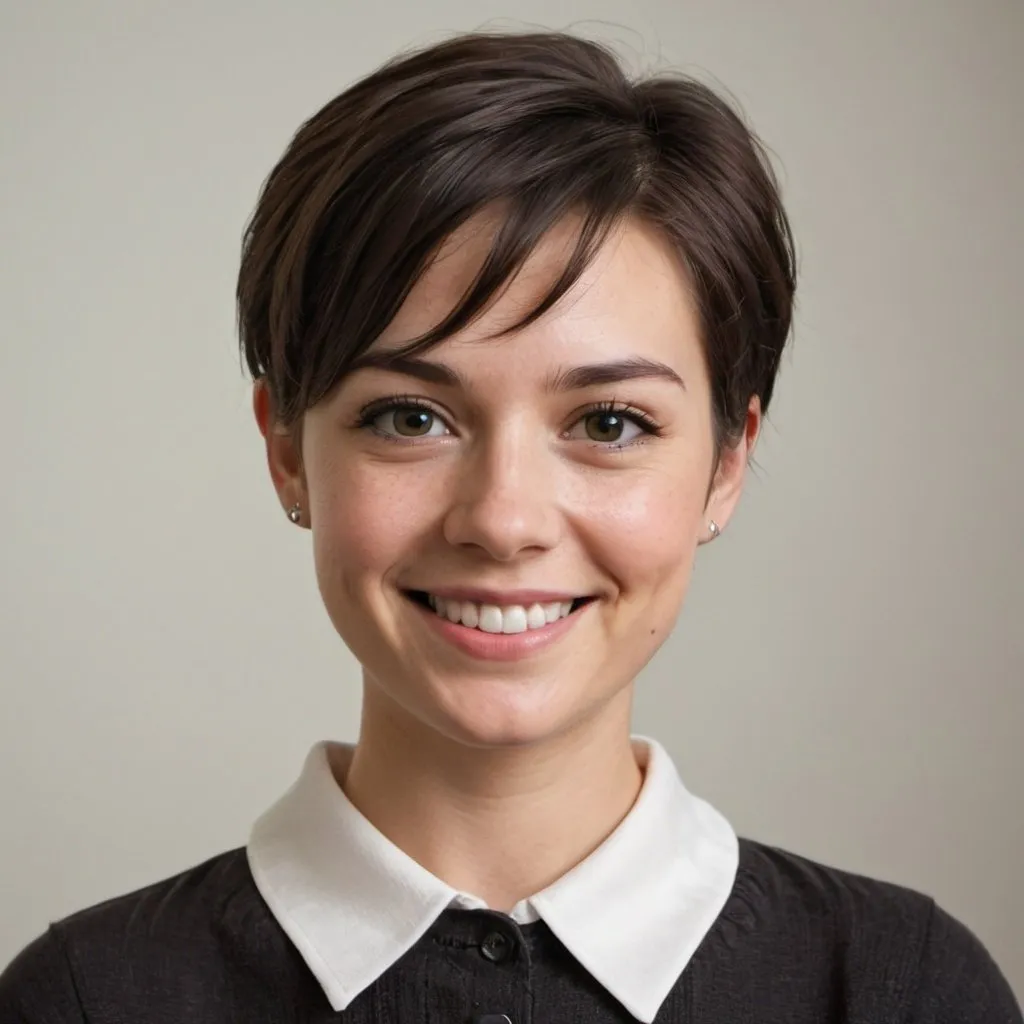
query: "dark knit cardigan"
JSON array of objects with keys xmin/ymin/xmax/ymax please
[{"xmin": 2, "ymin": 838, "xmax": 1020, "ymax": 1023}]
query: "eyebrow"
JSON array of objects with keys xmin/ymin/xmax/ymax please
[
  {"xmin": 545, "ymin": 357, "xmax": 686, "ymax": 392},
  {"xmin": 349, "ymin": 352, "xmax": 685, "ymax": 392}
]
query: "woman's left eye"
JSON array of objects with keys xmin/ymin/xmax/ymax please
[
  {"xmin": 369, "ymin": 405, "xmax": 451, "ymax": 438},
  {"xmin": 566, "ymin": 410, "xmax": 648, "ymax": 445}
]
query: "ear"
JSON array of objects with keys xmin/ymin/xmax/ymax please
[
  {"xmin": 699, "ymin": 394, "xmax": 762, "ymax": 544},
  {"xmin": 253, "ymin": 380, "xmax": 308, "ymax": 526}
]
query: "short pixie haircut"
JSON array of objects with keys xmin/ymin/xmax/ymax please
[{"xmin": 237, "ymin": 31, "xmax": 796, "ymax": 454}]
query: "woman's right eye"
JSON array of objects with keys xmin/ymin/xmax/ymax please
[{"xmin": 366, "ymin": 404, "xmax": 451, "ymax": 439}]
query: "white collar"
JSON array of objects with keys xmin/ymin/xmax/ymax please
[{"xmin": 247, "ymin": 736, "xmax": 738, "ymax": 1022}]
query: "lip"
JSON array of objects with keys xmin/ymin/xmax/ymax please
[
  {"xmin": 407, "ymin": 586, "xmax": 586, "ymax": 606},
  {"xmin": 407, "ymin": 592, "xmax": 590, "ymax": 662}
]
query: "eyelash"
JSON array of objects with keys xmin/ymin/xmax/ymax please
[{"xmin": 354, "ymin": 394, "xmax": 664, "ymax": 449}]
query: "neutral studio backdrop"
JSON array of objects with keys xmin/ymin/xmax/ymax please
[{"xmin": 1, "ymin": 0, "xmax": 1021, "ymax": 997}]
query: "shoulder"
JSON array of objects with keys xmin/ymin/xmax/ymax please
[
  {"xmin": 713, "ymin": 838, "xmax": 1021, "ymax": 1022},
  {"xmin": 733, "ymin": 837, "xmax": 936, "ymax": 936},
  {"xmin": 39, "ymin": 845, "xmax": 258, "ymax": 954},
  {"xmin": 0, "ymin": 847, "xmax": 286, "ymax": 1018}
]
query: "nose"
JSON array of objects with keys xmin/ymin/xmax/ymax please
[{"xmin": 442, "ymin": 425, "xmax": 562, "ymax": 562}]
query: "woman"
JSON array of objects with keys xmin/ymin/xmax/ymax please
[{"xmin": 1, "ymin": 29, "xmax": 1019, "ymax": 1024}]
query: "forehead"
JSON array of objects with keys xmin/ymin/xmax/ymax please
[{"xmin": 373, "ymin": 210, "xmax": 705, "ymax": 377}]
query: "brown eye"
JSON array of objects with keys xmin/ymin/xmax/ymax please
[
  {"xmin": 370, "ymin": 405, "xmax": 449, "ymax": 438},
  {"xmin": 567, "ymin": 408, "xmax": 647, "ymax": 446},
  {"xmin": 393, "ymin": 408, "xmax": 434, "ymax": 436},
  {"xmin": 585, "ymin": 411, "xmax": 625, "ymax": 442}
]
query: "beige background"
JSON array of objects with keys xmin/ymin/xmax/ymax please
[{"xmin": 1, "ymin": 0, "xmax": 1021, "ymax": 999}]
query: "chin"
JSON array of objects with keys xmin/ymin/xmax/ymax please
[{"xmin": 416, "ymin": 674, "xmax": 598, "ymax": 751}]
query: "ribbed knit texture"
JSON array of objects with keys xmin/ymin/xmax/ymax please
[{"xmin": 2, "ymin": 839, "xmax": 1020, "ymax": 1023}]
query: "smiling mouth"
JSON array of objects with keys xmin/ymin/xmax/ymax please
[{"xmin": 403, "ymin": 590, "xmax": 596, "ymax": 634}]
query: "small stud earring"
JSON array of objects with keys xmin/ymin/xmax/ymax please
[
  {"xmin": 708, "ymin": 520, "xmax": 720, "ymax": 539},
  {"xmin": 287, "ymin": 503, "xmax": 302, "ymax": 525}
]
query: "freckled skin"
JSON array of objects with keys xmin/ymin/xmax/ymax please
[{"xmin": 257, "ymin": 211, "xmax": 760, "ymax": 753}]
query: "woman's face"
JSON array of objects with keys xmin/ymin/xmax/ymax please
[{"xmin": 260, "ymin": 213, "xmax": 758, "ymax": 749}]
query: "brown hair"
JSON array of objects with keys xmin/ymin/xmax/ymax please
[{"xmin": 237, "ymin": 30, "xmax": 796, "ymax": 455}]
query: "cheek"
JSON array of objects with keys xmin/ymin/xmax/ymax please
[
  {"xmin": 307, "ymin": 458, "xmax": 442, "ymax": 584},
  {"xmin": 578, "ymin": 468, "xmax": 706, "ymax": 592}
]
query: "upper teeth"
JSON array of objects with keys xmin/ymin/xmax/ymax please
[{"xmin": 427, "ymin": 595, "xmax": 574, "ymax": 634}]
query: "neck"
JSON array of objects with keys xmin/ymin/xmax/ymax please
[{"xmin": 341, "ymin": 680, "xmax": 644, "ymax": 912}]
